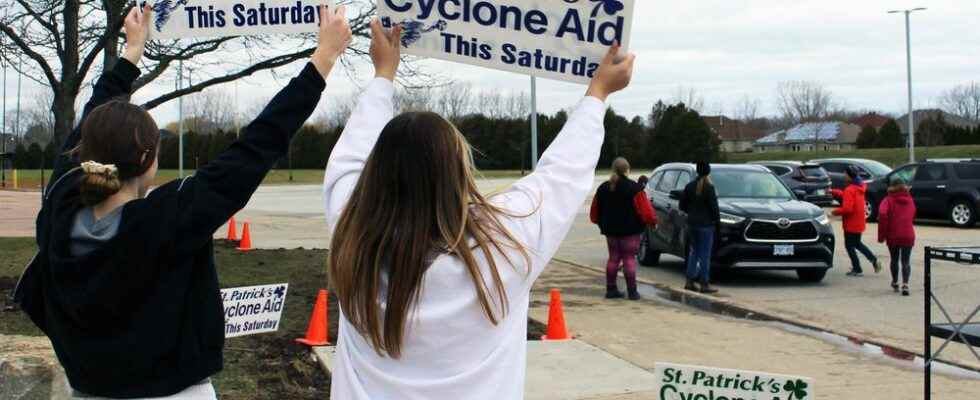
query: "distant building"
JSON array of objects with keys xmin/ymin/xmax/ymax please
[
  {"xmin": 701, "ymin": 116, "xmax": 766, "ymax": 153},
  {"xmin": 849, "ymin": 113, "xmax": 891, "ymax": 131},
  {"xmin": 896, "ymin": 109, "xmax": 978, "ymax": 136},
  {"xmin": 753, "ymin": 122, "xmax": 861, "ymax": 153}
]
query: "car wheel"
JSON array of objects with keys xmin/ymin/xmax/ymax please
[
  {"xmin": 949, "ymin": 200, "xmax": 977, "ymax": 228},
  {"xmin": 637, "ymin": 231, "xmax": 661, "ymax": 266},
  {"xmin": 865, "ymin": 199, "xmax": 877, "ymax": 222},
  {"xmin": 797, "ymin": 268, "xmax": 828, "ymax": 283}
]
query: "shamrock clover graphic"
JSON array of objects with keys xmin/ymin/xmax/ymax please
[
  {"xmin": 274, "ymin": 286, "xmax": 286, "ymax": 299},
  {"xmin": 784, "ymin": 379, "xmax": 809, "ymax": 400},
  {"xmin": 590, "ymin": 0, "xmax": 625, "ymax": 18}
]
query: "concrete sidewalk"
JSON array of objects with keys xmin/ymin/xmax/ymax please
[{"xmin": 528, "ymin": 262, "xmax": 979, "ymax": 400}]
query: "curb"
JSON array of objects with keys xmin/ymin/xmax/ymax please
[{"xmin": 553, "ymin": 257, "xmax": 980, "ymax": 374}]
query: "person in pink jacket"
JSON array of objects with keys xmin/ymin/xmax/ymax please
[{"xmin": 877, "ymin": 176, "xmax": 917, "ymax": 296}]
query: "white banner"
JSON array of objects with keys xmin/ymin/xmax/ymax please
[
  {"xmin": 148, "ymin": 0, "xmax": 335, "ymax": 39},
  {"xmin": 378, "ymin": 0, "xmax": 634, "ymax": 84},
  {"xmin": 221, "ymin": 283, "xmax": 288, "ymax": 338},
  {"xmin": 654, "ymin": 362, "xmax": 814, "ymax": 400}
]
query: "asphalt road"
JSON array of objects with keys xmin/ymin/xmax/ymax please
[{"xmin": 3, "ymin": 174, "xmax": 978, "ymax": 368}]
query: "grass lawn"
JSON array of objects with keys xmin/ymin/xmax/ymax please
[
  {"xmin": 726, "ymin": 144, "xmax": 980, "ymax": 167},
  {"xmin": 0, "ymin": 237, "xmax": 547, "ymax": 398}
]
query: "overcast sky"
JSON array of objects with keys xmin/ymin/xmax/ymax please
[{"xmin": 3, "ymin": 0, "xmax": 979, "ymax": 129}]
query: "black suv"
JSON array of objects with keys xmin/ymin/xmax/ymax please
[
  {"xmin": 639, "ymin": 164, "xmax": 836, "ymax": 282},
  {"xmin": 750, "ymin": 161, "xmax": 834, "ymax": 206},
  {"xmin": 866, "ymin": 160, "xmax": 980, "ymax": 228},
  {"xmin": 810, "ymin": 158, "xmax": 893, "ymax": 192}
]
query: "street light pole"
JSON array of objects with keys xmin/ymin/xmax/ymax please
[
  {"xmin": 177, "ymin": 60, "xmax": 184, "ymax": 178},
  {"xmin": 889, "ymin": 7, "xmax": 926, "ymax": 164}
]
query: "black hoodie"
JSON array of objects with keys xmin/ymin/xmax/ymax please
[{"xmin": 15, "ymin": 59, "xmax": 326, "ymax": 397}]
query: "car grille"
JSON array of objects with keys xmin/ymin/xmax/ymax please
[{"xmin": 745, "ymin": 220, "xmax": 819, "ymax": 242}]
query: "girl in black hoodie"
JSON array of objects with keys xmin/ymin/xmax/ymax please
[{"xmin": 14, "ymin": 5, "xmax": 351, "ymax": 398}]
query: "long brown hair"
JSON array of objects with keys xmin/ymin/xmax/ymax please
[
  {"xmin": 75, "ymin": 100, "xmax": 159, "ymax": 205},
  {"xmin": 696, "ymin": 175, "xmax": 712, "ymax": 196},
  {"xmin": 328, "ymin": 112, "xmax": 530, "ymax": 358},
  {"xmin": 609, "ymin": 157, "xmax": 630, "ymax": 190}
]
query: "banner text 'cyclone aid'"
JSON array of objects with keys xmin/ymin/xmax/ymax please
[
  {"xmin": 378, "ymin": 0, "xmax": 635, "ymax": 84},
  {"xmin": 221, "ymin": 283, "xmax": 288, "ymax": 338},
  {"xmin": 654, "ymin": 362, "xmax": 815, "ymax": 400}
]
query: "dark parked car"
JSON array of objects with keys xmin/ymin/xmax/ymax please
[
  {"xmin": 866, "ymin": 160, "xmax": 980, "ymax": 228},
  {"xmin": 810, "ymin": 158, "xmax": 893, "ymax": 192},
  {"xmin": 750, "ymin": 161, "xmax": 834, "ymax": 206},
  {"xmin": 639, "ymin": 164, "xmax": 836, "ymax": 282}
]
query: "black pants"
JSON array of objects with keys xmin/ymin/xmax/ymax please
[
  {"xmin": 889, "ymin": 246, "xmax": 913, "ymax": 284},
  {"xmin": 844, "ymin": 233, "xmax": 876, "ymax": 273}
]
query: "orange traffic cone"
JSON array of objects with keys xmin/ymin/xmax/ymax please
[
  {"xmin": 236, "ymin": 222, "xmax": 252, "ymax": 251},
  {"xmin": 542, "ymin": 289, "xmax": 569, "ymax": 340},
  {"xmin": 296, "ymin": 289, "xmax": 330, "ymax": 346},
  {"xmin": 226, "ymin": 216, "xmax": 238, "ymax": 241}
]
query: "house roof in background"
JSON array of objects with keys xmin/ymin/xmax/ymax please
[
  {"xmin": 849, "ymin": 113, "xmax": 891, "ymax": 130},
  {"xmin": 701, "ymin": 115, "xmax": 766, "ymax": 141},
  {"xmin": 755, "ymin": 122, "xmax": 861, "ymax": 145},
  {"xmin": 896, "ymin": 109, "xmax": 979, "ymax": 133}
]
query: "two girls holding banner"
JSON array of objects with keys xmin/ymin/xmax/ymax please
[{"xmin": 17, "ymin": 2, "xmax": 634, "ymax": 399}]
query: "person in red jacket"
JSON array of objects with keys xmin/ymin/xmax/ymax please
[
  {"xmin": 833, "ymin": 166, "xmax": 882, "ymax": 276},
  {"xmin": 877, "ymin": 176, "xmax": 917, "ymax": 296},
  {"xmin": 590, "ymin": 157, "xmax": 657, "ymax": 300}
]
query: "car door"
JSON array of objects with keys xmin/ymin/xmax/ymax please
[
  {"xmin": 670, "ymin": 171, "xmax": 694, "ymax": 253},
  {"xmin": 912, "ymin": 163, "xmax": 949, "ymax": 217},
  {"xmin": 652, "ymin": 170, "xmax": 679, "ymax": 250}
]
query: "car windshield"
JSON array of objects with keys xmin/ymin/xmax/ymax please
[
  {"xmin": 860, "ymin": 160, "xmax": 892, "ymax": 176},
  {"xmin": 712, "ymin": 171, "xmax": 794, "ymax": 199}
]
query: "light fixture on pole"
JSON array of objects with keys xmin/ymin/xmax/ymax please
[{"xmin": 888, "ymin": 7, "xmax": 926, "ymax": 163}]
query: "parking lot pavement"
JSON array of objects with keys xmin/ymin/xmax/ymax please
[
  {"xmin": 530, "ymin": 263, "xmax": 980, "ymax": 400},
  {"xmin": 557, "ymin": 199, "xmax": 980, "ymax": 369}
]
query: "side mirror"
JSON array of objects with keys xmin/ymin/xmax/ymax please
[
  {"xmin": 669, "ymin": 190, "xmax": 683, "ymax": 200},
  {"xmin": 793, "ymin": 189, "xmax": 808, "ymax": 200}
]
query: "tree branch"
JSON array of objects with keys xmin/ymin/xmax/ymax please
[
  {"xmin": 141, "ymin": 47, "xmax": 318, "ymax": 110},
  {"xmin": 74, "ymin": 5, "xmax": 130, "ymax": 92},
  {"xmin": 0, "ymin": 22, "xmax": 58, "ymax": 87}
]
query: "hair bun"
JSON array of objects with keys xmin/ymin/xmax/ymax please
[{"xmin": 79, "ymin": 161, "xmax": 123, "ymax": 206}]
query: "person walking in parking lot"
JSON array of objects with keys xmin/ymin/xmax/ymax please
[
  {"xmin": 877, "ymin": 176, "xmax": 917, "ymax": 296},
  {"xmin": 590, "ymin": 158, "xmax": 657, "ymax": 300},
  {"xmin": 679, "ymin": 162, "xmax": 720, "ymax": 294},
  {"xmin": 834, "ymin": 166, "xmax": 883, "ymax": 277}
]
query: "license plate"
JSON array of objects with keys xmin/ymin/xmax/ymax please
[
  {"xmin": 774, "ymin": 245, "xmax": 795, "ymax": 256},
  {"xmin": 815, "ymin": 189, "xmax": 826, "ymax": 196}
]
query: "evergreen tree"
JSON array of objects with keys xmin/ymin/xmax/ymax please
[
  {"xmin": 877, "ymin": 119, "xmax": 904, "ymax": 148},
  {"xmin": 648, "ymin": 103, "xmax": 721, "ymax": 167},
  {"xmin": 856, "ymin": 126, "xmax": 880, "ymax": 149}
]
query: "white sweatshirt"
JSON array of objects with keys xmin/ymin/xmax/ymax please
[{"xmin": 323, "ymin": 77, "xmax": 606, "ymax": 400}]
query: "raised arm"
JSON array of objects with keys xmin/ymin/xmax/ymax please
[
  {"xmin": 494, "ymin": 44, "xmax": 636, "ymax": 280},
  {"xmin": 323, "ymin": 19, "xmax": 402, "ymax": 230},
  {"xmin": 49, "ymin": 5, "xmax": 151, "ymax": 187},
  {"xmin": 166, "ymin": 5, "xmax": 352, "ymax": 248}
]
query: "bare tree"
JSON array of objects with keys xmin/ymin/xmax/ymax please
[
  {"xmin": 435, "ymin": 82, "xmax": 474, "ymax": 120},
  {"xmin": 732, "ymin": 94, "xmax": 761, "ymax": 122},
  {"xmin": 0, "ymin": 0, "xmax": 393, "ymax": 147},
  {"xmin": 939, "ymin": 82, "xmax": 980, "ymax": 123},
  {"xmin": 775, "ymin": 81, "xmax": 835, "ymax": 124},
  {"xmin": 184, "ymin": 88, "xmax": 238, "ymax": 134},
  {"xmin": 503, "ymin": 91, "xmax": 529, "ymax": 119},
  {"xmin": 476, "ymin": 92, "xmax": 504, "ymax": 119},
  {"xmin": 671, "ymin": 86, "xmax": 705, "ymax": 112}
]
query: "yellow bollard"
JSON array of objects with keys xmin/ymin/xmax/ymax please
[{"xmin": 11, "ymin": 169, "xmax": 16, "ymax": 189}]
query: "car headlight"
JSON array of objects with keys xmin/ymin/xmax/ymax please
[
  {"xmin": 720, "ymin": 212, "xmax": 746, "ymax": 225},
  {"xmin": 815, "ymin": 214, "xmax": 830, "ymax": 225}
]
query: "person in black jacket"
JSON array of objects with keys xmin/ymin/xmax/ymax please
[
  {"xmin": 679, "ymin": 162, "xmax": 720, "ymax": 294},
  {"xmin": 14, "ymin": 5, "xmax": 351, "ymax": 398},
  {"xmin": 589, "ymin": 158, "xmax": 657, "ymax": 300}
]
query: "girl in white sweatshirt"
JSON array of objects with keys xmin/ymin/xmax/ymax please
[{"xmin": 323, "ymin": 19, "xmax": 635, "ymax": 400}]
